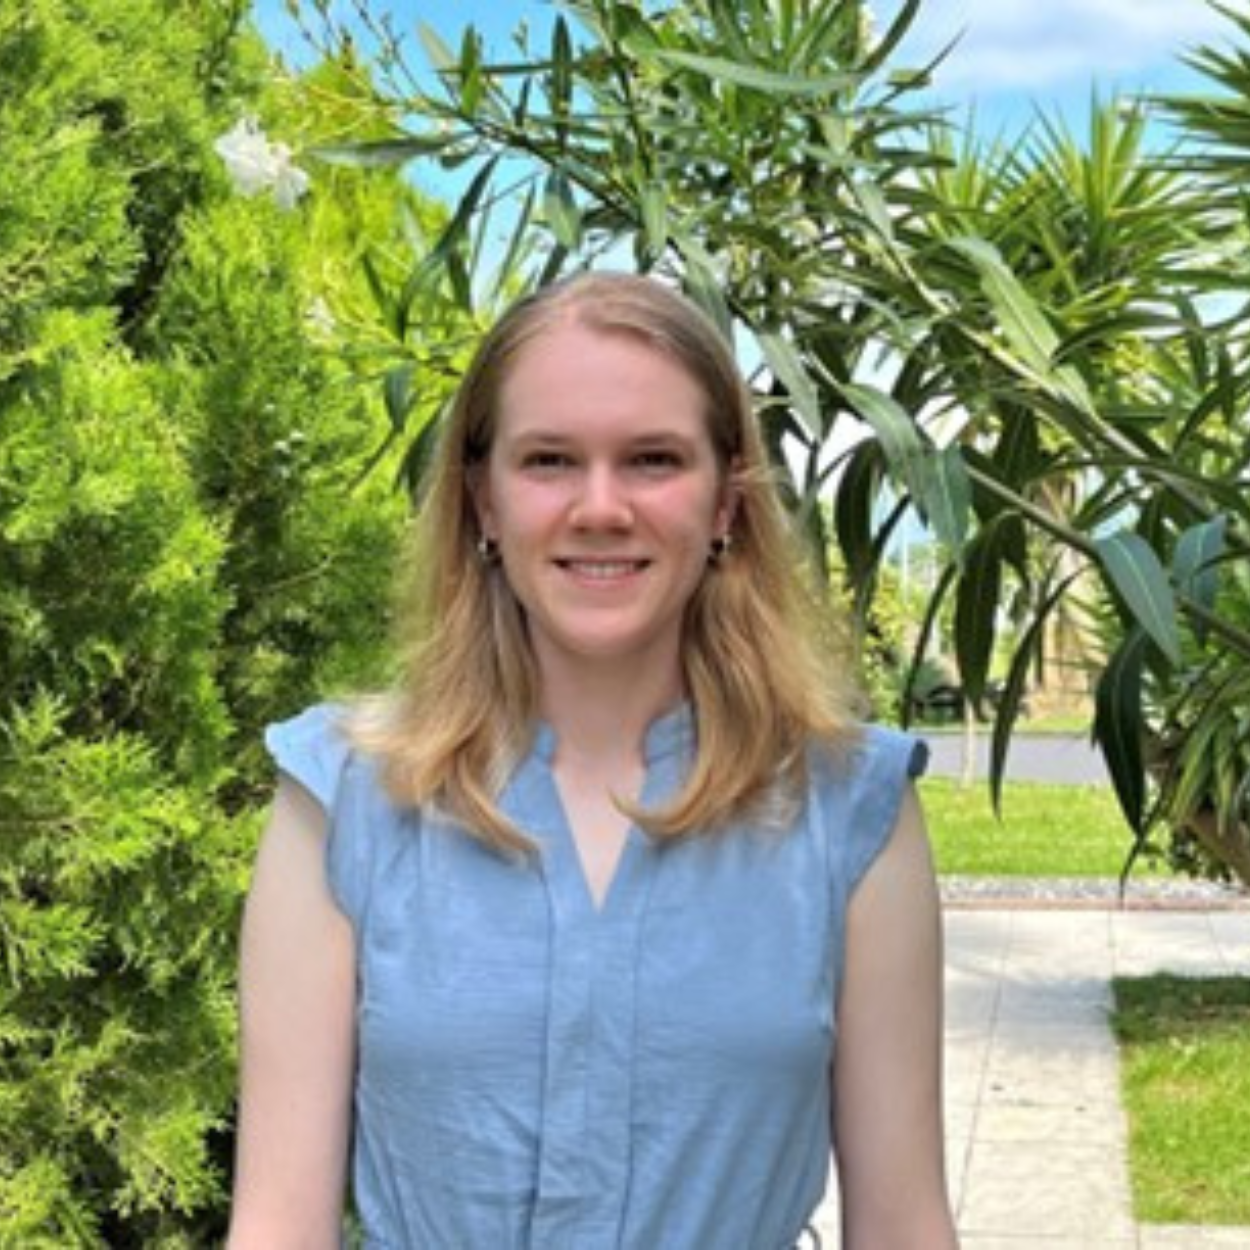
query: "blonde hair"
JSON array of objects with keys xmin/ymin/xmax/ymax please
[{"xmin": 351, "ymin": 271, "xmax": 861, "ymax": 855}]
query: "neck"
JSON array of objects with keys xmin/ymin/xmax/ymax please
[{"xmin": 537, "ymin": 652, "xmax": 685, "ymax": 767}]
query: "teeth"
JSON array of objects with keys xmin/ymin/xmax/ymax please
[{"xmin": 563, "ymin": 560, "xmax": 642, "ymax": 579}]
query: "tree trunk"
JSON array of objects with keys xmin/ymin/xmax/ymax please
[
  {"xmin": 959, "ymin": 702, "xmax": 978, "ymax": 790},
  {"xmin": 1185, "ymin": 811, "xmax": 1250, "ymax": 891}
]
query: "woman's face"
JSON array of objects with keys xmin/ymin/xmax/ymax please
[{"xmin": 473, "ymin": 320, "xmax": 735, "ymax": 683}]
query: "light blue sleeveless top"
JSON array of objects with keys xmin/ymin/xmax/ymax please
[{"xmin": 265, "ymin": 704, "xmax": 926, "ymax": 1249}]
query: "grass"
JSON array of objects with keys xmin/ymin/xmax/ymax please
[
  {"xmin": 919, "ymin": 776, "xmax": 1161, "ymax": 878},
  {"xmin": 1112, "ymin": 976, "xmax": 1250, "ymax": 1225},
  {"xmin": 928, "ymin": 773, "xmax": 1250, "ymax": 1228}
]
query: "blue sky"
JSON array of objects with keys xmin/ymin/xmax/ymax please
[
  {"xmin": 255, "ymin": 0, "xmax": 1239, "ymax": 138},
  {"xmin": 877, "ymin": 0, "xmax": 1234, "ymax": 133}
]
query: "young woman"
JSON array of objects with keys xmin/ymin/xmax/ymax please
[{"xmin": 228, "ymin": 272, "xmax": 957, "ymax": 1249}]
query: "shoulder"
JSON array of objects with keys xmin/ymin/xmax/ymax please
[
  {"xmin": 810, "ymin": 721, "xmax": 928, "ymax": 794},
  {"xmin": 264, "ymin": 702, "xmax": 356, "ymax": 812},
  {"xmin": 263, "ymin": 701, "xmax": 403, "ymax": 925},
  {"xmin": 808, "ymin": 723, "xmax": 930, "ymax": 893}
]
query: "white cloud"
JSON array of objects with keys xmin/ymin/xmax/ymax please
[{"xmin": 885, "ymin": 0, "xmax": 1234, "ymax": 94}]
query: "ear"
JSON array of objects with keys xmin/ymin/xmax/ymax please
[
  {"xmin": 715, "ymin": 458, "xmax": 744, "ymax": 538},
  {"xmin": 467, "ymin": 463, "xmax": 496, "ymax": 540}
]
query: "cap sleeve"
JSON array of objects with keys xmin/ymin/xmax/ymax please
[
  {"xmin": 840, "ymin": 724, "xmax": 929, "ymax": 894},
  {"xmin": 263, "ymin": 703, "xmax": 367, "ymax": 922},
  {"xmin": 263, "ymin": 703, "xmax": 352, "ymax": 811}
]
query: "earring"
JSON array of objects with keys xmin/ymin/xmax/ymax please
[
  {"xmin": 476, "ymin": 535, "xmax": 500, "ymax": 564},
  {"xmin": 709, "ymin": 533, "xmax": 733, "ymax": 564}
]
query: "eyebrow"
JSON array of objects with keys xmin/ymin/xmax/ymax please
[{"xmin": 503, "ymin": 428, "xmax": 701, "ymax": 448}]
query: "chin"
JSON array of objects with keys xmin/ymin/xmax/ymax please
[{"xmin": 542, "ymin": 627, "xmax": 675, "ymax": 667}]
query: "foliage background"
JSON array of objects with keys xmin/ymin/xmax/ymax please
[
  {"xmin": 0, "ymin": 0, "xmax": 475, "ymax": 1240},
  {"xmin": 6, "ymin": 0, "xmax": 1250, "ymax": 1239}
]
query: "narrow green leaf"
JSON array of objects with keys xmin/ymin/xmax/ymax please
[
  {"xmin": 1233, "ymin": 753, "xmax": 1250, "ymax": 830},
  {"xmin": 400, "ymin": 155, "xmax": 500, "ymax": 308},
  {"xmin": 990, "ymin": 574, "xmax": 1081, "ymax": 814},
  {"xmin": 309, "ymin": 135, "xmax": 456, "ymax": 167},
  {"xmin": 383, "ymin": 362, "xmax": 416, "ymax": 434},
  {"xmin": 460, "ymin": 27, "xmax": 484, "ymax": 114},
  {"xmin": 442, "ymin": 155, "xmax": 500, "ymax": 249},
  {"xmin": 613, "ymin": 5, "xmax": 657, "ymax": 55},
  {"xmin": 841, "ymin": 382, "xmax": 924, "ymax": 489},
  {"xmin": 948, "ymin": 236, "xmax": 1096, "ymax": 415},
  {"xmin": 853, "ymin": 178, "xmax": 895, "ymax": 243},
  {"xmin": 861, "ymin": 0, "xmax": 924, "ymax": 76},
  {"xmin": 359, "ymin": 251, "xmax": 394, "ymax": 330},
  {"xmin": 639, "ymin": 181, "xmax": 668, "ymax": 265},
  {"xmin": 398, "ymin": 397, "xmax": 450, "ymax": 502},
  {"xmin": 953, "ymin": 521, "xmax": 1006, "ymax": 710},
  {"xmin": 551, "ymin": 15, "xmax": 573, "ymax": 118},
  {"xmin": 833, "ymin": 439, "xmax": 884, "ymax": 586},
  {"xmin": 650, "ymin": 48, "xmax": 855, "ymax": 96},
  {"xmin": 542, "ymin": 171, "xmax": 583, "ymax": 251},
  {"xmin": 1094, "ymin": 628, "xmax": 1148, "ymax": 834},
  {"xmin": 670, "ymin": 232, "xmax": 732, "ymax": 338},
  {"xmin": 488, "ymin": 185, "xmax": 537, "ymax": 305},
  {"xmin": 1168, "ymin": 705, "xmax": 1227, "ymax": 828},
  {"xmin": 446, "ymin": 247, "xmax": 473, "ymax": 313},
  {"xmin": 1095, "ymin": 531, "xmax": 1181, "ymax": 664},
  {"xmin": 913, "ymin": 443, "xmax": 971, "ymax": 555},
  {"xmin": 842, "ymin": 383, "xmax": 966, "ymax": 550},
  {"xmin": 949, "ymin": 236, "xmax": 1058, "ymax": 367},
  {"xmin": 417, "ymin": 21, "xmax": 457, "ymax": 73},
  {"xmin": 1173, "ymin": 515, "xmax": 1226, "ymax": 618},
  {"xmin": 900, "ymin": 562, "xmax": 960, "ymax": 729},
  {"xmin": 758, "ymin": 329, "xmax": 823, "ymax": 440},
  {"xmin": 993, "ymin": 405, "xmax": 1044, "ymax": 491},
  {"xmin": 705, "ymin": 0, "xmax": 754, "ymax": 60},
  {"xmin": 795, "ymin": 0, "xmax": 869, "ymax": 69},
  {"xmin": 536, "ymin": 240, "xmax": 570, "ymax": 287},
  {"xmin": 512, "ymin": 77, "xmax": 533, "ymax": 129},
  {"xmin": 1055, "ymin": 308, "xmax": 1180, "ymax": 361},
  {"xmin": 681, "ymin": 269, "xmax": 731, "ymax": 340}
]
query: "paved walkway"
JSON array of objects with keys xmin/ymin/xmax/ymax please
[
  {"xmin": 808, "ymin": 905, "xmax": 1250, "ymax": 1247},
  {"xmin": 924, "ymin": 731, "xmax": 1111, "ymax": 787}
]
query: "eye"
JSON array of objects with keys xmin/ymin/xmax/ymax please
[
  {"xmin": 521, "ymin": 449, "xmax": 573, "ymax": 472},
  {"xmin": 632, "ymin": 448, "xmax": 684, "ymax": 473}
]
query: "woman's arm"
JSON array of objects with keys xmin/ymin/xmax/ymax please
[
  {"xmin": 227, "ymin": 778, "xmax": 357, "ymax": 1250},
  {"xmin": 833, "ymin": 784, "xmax": 959, "ymax": 1249}
]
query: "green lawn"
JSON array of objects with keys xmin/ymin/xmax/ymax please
[
  {"xmin": 927, "ymin": 777, "xmax": 1250, "ymax": 1229},
  {"xmin": 919, "ymin": 776, "xmax": 1160, "ymax": 878},
  {"xmin": 1112, "ymin": 976, "xmax": 1250, "ymax": 1225}
]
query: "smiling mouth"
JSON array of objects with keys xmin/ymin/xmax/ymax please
[{"xmin": 556, "ymin": 559, "xmax": 650, "ymax": 579}]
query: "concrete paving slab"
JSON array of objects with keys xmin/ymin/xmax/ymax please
[
  {"xmin": 807, "ymin": 906, "xmax": 1250, "ymax": 1246},
  {"xmin": 959, "ymin": 1239, "xmax": 1136, "ymax": 1248},
  {"xmin": 972, "ymin": 1098, "xmax": 1126, "ymax": 1147},
  {"xmin": 958, "ymin": 1139, "xmax": 1137, "ymax": 1240},
  {"xmin": 1111, "ymin": 912, "xmax": 1237, "ymax": 977},
  {"xmin": 1139, "ymin": 1227, "xmax": 1250, "ymax": 1246}
]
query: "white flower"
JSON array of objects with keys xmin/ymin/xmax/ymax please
[
  {"xmin": 268, "ymin": 140, "xmax": 311, "ymax": 210},
  {"xmin": 214, "ymin": 117, "xmax": 309, "ymax": 209}
]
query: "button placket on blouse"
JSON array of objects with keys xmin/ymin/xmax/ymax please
[
  {"xmin": 525, "ymin": 716, "xmax": 686, "ymax": 1247},
  {"xmin": 526, "ymin": 798, "xmax": 651, "ymax": 1243}
]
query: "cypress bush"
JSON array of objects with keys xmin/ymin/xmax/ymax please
[{"xmin": 1, "ymin": 1, "xmax": 465, "ymax": 1239}]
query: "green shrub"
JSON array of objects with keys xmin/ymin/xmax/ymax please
[
  {"xmin": 0, "ymin": 1, "xmax": 468, "ymax": 1240},
  {"xmin": 0, "ymin": 700, "xmax": 251, "ymax": 1245}
]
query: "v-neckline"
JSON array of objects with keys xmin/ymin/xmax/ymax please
[{"xmin": 526, "ymin": 703, "xmax": 693, "ymax": 918}]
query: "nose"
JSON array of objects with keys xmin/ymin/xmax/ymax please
[{"xmin": 569, "ymin": 463, "xmax": 633, "ymax": 530}]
